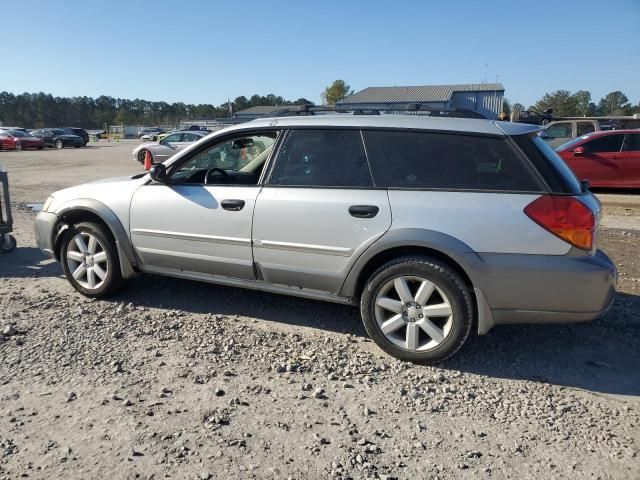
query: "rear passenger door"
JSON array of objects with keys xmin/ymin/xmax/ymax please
[
  {"xmin": 252, "ymin": 129, "xmax": 391, "ymax": 294},
  {"xmin": 620, "ymin": 133, "xmax": 640, "ymax": 187}
]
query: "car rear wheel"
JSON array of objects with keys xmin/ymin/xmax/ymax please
[
  {"xmin": 60, "ymin": 222, "xmax": 125, "ymax": 297},
  {"xmin": 15, "ymin": 142, "xmax": 22, "ymax": 151},
  {"xmin": 361, "ymin": 256, "xmax": 473, "ymax": 363},
  {"xmin": 55, "ymin": 139, "xmax": 63, "ymax": 149}
]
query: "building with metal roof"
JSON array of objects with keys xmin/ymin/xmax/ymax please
[{"xmin": 336, "ymin": 83, "xmax": 505, "ymax": 119}]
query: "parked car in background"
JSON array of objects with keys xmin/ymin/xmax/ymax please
[
  {"xmin": 0, "ymin": 126, "xmax": 31, "ymax": 134},
  {"xmin": 132, "ymin": 130, "xmax": 207, "ymax": 164},
  {"xmin": 140, "ymin": 130, "xmax": 169, "ymax": 142},
  {"xmin": 62, "ymin": 127, "xmax": 89, "ymax": 146},
  {"xmin": 539, "ymin": 117, "xmax": 640, "ymax": 148},
  {"xmin": 514, "ymin": 109, "xmax": 554, "ymax": 125},
  {"xmin": 137, "ymin": 127, "xmax": 165, "ymax": 140},
  {"xmin": 555, "ymin": 130, "xmax": 640, "ymax": 188},
  {"xmin": 31, "ymin": 129, "xmax": 84, "ymax": 149},
  {"xmin": 180, "ymin": 125, "xmax": 212, "ymax": 133},
  {"xmin": 0, "ymin": 129, "xmax": 45, "ymax": 150},
  {"xmin": 36, "ymin": 115, "xmax": 616, "ymax": 363}
]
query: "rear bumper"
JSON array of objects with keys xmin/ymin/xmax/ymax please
[
  {"xmin": 471, "ymin": 249, "xmax": 617, "ymax": 333},
  {"xmin": 34, "ymin": 211, "xmax": 58, "ymax": 258}
]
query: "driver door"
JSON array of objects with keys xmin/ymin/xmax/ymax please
[{"xmin": 129, "ymin": 131, "xmax": 279, "ymax": 279}]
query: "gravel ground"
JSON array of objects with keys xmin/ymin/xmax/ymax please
[{"xmin": 0, "ymin": 144, "xmax": 639, "ymax": 479}]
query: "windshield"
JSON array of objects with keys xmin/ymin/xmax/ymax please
[
  {"xmin": 9, "ymin": 130, "xmax": 28, "ymax": 137},
  {"xmin": 555, "ymin": 135, "xmax": 592, "ymax": 152}
]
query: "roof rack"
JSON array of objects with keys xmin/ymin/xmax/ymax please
[{"xmin": 264, "ymin": 104, "xmax": 487, "ymax": 119}]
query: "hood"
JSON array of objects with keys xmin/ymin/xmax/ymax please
[{"xmin": 46, "ymin": 174, "xmax": 148, "ymax": 217}]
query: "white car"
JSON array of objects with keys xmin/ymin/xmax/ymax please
[{"xmin": 132, "ymin": 131, "xmax": 207, "ymax": 164}]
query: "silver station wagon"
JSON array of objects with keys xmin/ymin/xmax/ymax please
[{"xmin": 35, "ymin": 114, "xmax": 616, "ymax": 363}]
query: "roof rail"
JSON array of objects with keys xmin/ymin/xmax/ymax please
[{"xmin": 263, "ymin": 105, "xmax": 488, "ymax": 120}]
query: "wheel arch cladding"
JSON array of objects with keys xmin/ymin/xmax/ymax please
[
  {"xmin": 341, "ymin": 228, "xmax": 485, "ymax": 331},
  {"xmin": 53, "ymin": 199, "xmax": 138, "ymax": 278},
  {"xmin": 342, "ymin": 228, "xmax": 480, "ymax": 299}
]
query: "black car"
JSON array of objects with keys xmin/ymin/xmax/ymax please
[
  {"xmin": 32, "ymin": 128, "xmax": 84, "ymax": 149},
  {"xmin": 62, "ymin": 127, "xmax": 89, "ymax": 146}
]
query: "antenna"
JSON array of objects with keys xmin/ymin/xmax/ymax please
[{"xmin": 482, "ymin": 63, "xmax": 488, "ymax": 84}]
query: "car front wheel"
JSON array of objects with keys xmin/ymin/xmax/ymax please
[
  {"xmin": 60, "ymin": 222, "xmax": 125, "ymax": 297},
  {"xmin": 361, "ymin": 256, "xmax": 473, "ymax": 363},
  {"xmin": 55, "ymin": 139, "xmax": 63, "ymax": 149}
]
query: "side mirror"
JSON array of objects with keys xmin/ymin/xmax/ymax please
[
  {"xmin": 573, "ymin": 146, "xmax": 585, "ymax": 156},
  {"xmin": 538, "ymin": 131, "xmax": 549, "ymax": 139},
  {"xmin": 580, "ymin": 179, "xmax": 590, "ymax": 193},
  {"xmin": 149, "ymin": 163, "xmax": 168, "ymax": 183}
]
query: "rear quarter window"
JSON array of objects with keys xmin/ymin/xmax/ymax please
[
  {"xmin": 512, "ymin": 134, "xmax": 582, "ymax": 194},
  {"xmin": 363, "ymin": 130, "xmax": 541, "ymax": 192}
]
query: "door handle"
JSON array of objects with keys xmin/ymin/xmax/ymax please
[
  {"xmin": 221, "ymin": 199, "xmax": 245, "ymax": 211},
  {"xmin": 349, "ymin": 205, "xmax": 379, "ymax": 218}
]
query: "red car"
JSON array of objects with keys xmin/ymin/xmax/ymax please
[
  {"xmin": 555, "ymin": 130, "xmax": 640, "ymax": 188},
  {"xmin": 0, "ymin": 129, "xmax": 45, "ymax": 151}
]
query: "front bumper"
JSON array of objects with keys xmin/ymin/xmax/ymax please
[
  {"xmin": 34, "ymin": 211, "xmax": 59, "ymax": 258},
  {"xmin": 471, "ymin": 249, "xmax": 617, "ymax": 332}
]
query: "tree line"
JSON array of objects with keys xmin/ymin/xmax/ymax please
[
  {"xmin": 1, "ymin": 84, "xmax": 638, "ymax": 129},
  {"xmin": 0, "ymin": 91, "xmax": 313, "ymax": 129},
  {"xmin": 507, "ymin": 90, "xmax": 639, "ymax": 119}
]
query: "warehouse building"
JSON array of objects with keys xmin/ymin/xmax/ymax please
[{"xmin": 336, "ymin": 83, "xmax": 505, "ymax": 119}]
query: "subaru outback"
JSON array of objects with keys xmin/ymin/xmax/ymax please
[{"xmin": 35, "ymin": 115, "xmax": 617, "ymax": 363}]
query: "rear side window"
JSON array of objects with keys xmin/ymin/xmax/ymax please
[
  {"xmin": 585, "ymin": 134, "xmax": 624, "ymax": 153},
  {"xmin": 623, "ymin": 134, "xmax": 640, "ymax": 152},
  {"xmin": 512, "ymin": 134, "xmax": 582, "ymax": 194},
  {"xmin": 363, "ymin": 130, "xmax": 540, "ymax": 191},
  {"xmin": 268, "ymin": 129, "xmax": 372, "ymax": 187}
]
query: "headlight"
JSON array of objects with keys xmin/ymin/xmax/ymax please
[{"xmin": 42, "ymin": 196, "xmax": 54, "ymax": 212}]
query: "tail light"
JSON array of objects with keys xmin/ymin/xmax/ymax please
[{"xmin": 524, "ymin": 196, "xmax": 595, "ymax": 250}]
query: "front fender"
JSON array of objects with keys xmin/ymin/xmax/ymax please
[{"xmin": 53, "ymin": 199, "xmax": 138, "ymax": 278}]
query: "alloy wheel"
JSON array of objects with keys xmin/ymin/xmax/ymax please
[
  {"xmin": 66, "ymin": 232, "xmax": 109, "ymax": 290},
  {"xmin": 15, "ymin": 142, "xmax": 22, "ymax": 151},
  {"xmin": 55, "ymin": 140, "xmax": 63, "ymax": 149},
  {"xmin": 374, "ymin": 276, "xmax": 453, "ymax": 352}
]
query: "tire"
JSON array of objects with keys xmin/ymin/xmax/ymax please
[
  {"xmin": 360, "ymin": 256, "xmax": 473, "ymax": 363},
  {"xmin": 37, "ymin": 146, "xmax": 44, "ymax": 150},
  {"xmin": 59, "ymin": 221, "xmax": 125, "ymax": 297},
  {"xmin": 137, "ymin": 149, "xmax": 152, "ymax": 164},
  {"xmin": 55, "ymin": 139, "xmax": 63, "ymax": 149},
  {"xmin": 15, "ymin": 142, "xmax": 22, "ymax": 151},
  {"xmin": 0, "ymin": 235, "xmax": 17, "ymax": 254}
]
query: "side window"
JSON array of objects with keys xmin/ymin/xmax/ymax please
[
  {"xmin": 544, "ymin": 123, "xmax": 572, "ymax": 138},
  {"xmin": 182, "ymin": 133, "xmax": 200, "ymax": 142},
  {"xmin": 171, "ymin": 133, "xmax": 277, "ymax": 184},
  {"xmin": 585, "ymin": 134, "xmax": 624, "ymax": 153},
  {"xmin": 268, "ymin": 129, "xmax": 372, "ymax": 187},
  {"xmin": 363, "ymin": 130, "xmax": 540, "ymax": 191},
  {"xmin": 577, "ymin": 122, "xmax": 595, "ymax": 136},
  {"xmin": 162, "ymin": 133, "xmax": 182, "ymax": 143},
  {"xmin": 623, "ymin": 134, "xmax": 640, "ymax": 152}
]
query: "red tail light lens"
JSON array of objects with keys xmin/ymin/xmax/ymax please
[{"xmin": 524, "ymin": 196, "xmax": 595, "ymax": 250}]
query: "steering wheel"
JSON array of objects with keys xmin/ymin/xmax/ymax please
[{"xmin": 204, "ymin": 168, "xmax": 234, "ymax": 185}]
